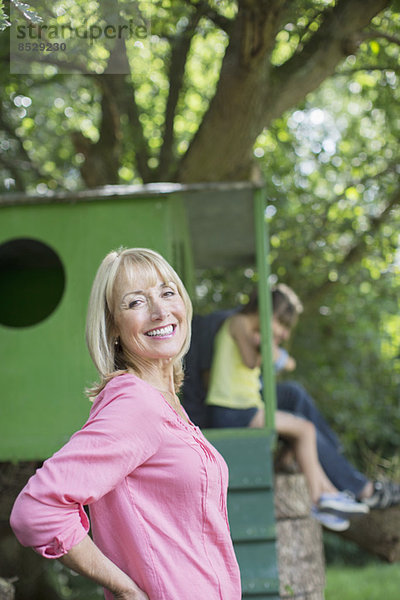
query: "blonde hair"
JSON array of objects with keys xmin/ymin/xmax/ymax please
[{"xmin": 85, "ymin": 247, "xmax": 192, "ymax": 398}]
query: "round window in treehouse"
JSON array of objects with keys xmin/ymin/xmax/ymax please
[{"xmin": 0, "ymin": 237, "xmax": 65, "ymax": 328}]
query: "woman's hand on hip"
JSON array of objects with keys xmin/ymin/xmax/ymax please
[{"xmin": 59, "ymin": 536, "xmax": 149, "ymax": 600}]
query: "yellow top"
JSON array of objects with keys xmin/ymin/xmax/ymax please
[{"xmin": 205, "ymin": 318, "xmax": 263, "ymax": 410}]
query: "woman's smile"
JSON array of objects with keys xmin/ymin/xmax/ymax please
[
  {"xmin": 114, "ymin": 273, "xmax": 187, "ymax": 361},
  {"xmin": 145, "ymin": 324, "xmax": 176, "ymax": 338}
]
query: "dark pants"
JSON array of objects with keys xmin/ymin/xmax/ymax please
[
  {"xmin": 277, "ymin": 381, "xmax": 368, "ymax": 497},
  {"xmin": 209, "ymin": 405, "xmax": 258, "ymax": 428}
]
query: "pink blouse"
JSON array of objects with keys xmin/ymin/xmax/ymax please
[{"xmin": 10, "ymin": 374, "xmax": 241, "ymax": 600}]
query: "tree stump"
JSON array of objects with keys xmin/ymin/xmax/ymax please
[{"xmin": 275, "ymin": 473, "xmax": 325, "ymax": 599}]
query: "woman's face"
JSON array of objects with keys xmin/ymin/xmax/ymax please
[{"xmin": 113, "ymin": 271, "xmax": 188, "ymax": 363}]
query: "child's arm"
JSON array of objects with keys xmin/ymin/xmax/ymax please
[
  {"xmin": 274, "ymin": 346, "xmax": 296, "ymax": 372},
  {"xmin": 229, "ymin": 314, "xmax": 261, "ymax": 369}
]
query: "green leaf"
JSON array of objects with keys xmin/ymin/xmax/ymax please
[
  {"xmin": 11, "ymin": 0, "xmax": 43, "ymax": 24},
  {"xmin": 0, "ymin": 0, "xmax": 11, "ymax": 30}
]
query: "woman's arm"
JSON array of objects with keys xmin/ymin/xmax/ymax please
[
  {"xmin": 59, "ymin": 536, "xmax": 148, "ymax": 600},
  {"xmin": 10, "ymin": 377, "xmax": 164, "ymax": 559}
]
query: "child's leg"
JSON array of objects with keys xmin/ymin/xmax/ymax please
[{"xmin": 275, "ymin": 410, "xmax": 337, "ymax": 503}]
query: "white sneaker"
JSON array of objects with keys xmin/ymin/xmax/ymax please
[
  {"xmin": 318, "ymin": 491, "xmax": 369, "ymax": 518},
  {"xmin": 311, "ymin": 506, "xmax": 350, "ymax": 532}
]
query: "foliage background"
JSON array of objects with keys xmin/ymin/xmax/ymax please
[
  {"xmin": 1, "ymin": 0, "xmax": 400, "ymax": 474},
  {"xmin": 194, "ymin": 53, "xmax": 400, "ymax": 469}
]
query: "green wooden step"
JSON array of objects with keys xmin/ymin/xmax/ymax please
[
  {"xmin": 206, "ymin": 429, "xmax": 275, "ymax": 489},
  {"xmin": 228, "ymin": 489, "xmax": 276, "ymax": 541},
  {"xmin": 235, "ymin": 540, "xmax": 280, "ymax": 597},
  {"xmin": 206, "ymin": 430, "xmax": 280, "ymax": 598}
]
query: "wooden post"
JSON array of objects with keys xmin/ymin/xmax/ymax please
[
  {"xmin": 254, "ymin": 187, "xmax": 276, "ymax": 432},
  {"xmin": 275, "ymin": 473, "xmax": 326, "ymax": 599}
]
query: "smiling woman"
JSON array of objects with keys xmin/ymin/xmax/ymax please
[
  {"xmin": 85, "ymin": 248, "xmax": 193, "ymax": 398},
  {"xmin": 10, "ymin": 247, "xmax": 242, "ymax": 600}
]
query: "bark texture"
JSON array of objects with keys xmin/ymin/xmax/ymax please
[
  {"xmin": 275, "ymin": 473, "xmax": 326, "ymax": 600},
  {"xmin": 339, "ymin": 503, "xmax": 400, "ymax": 563},
  {"xmin": 177, "ymin": 0, "xmax": 391, "ymax": 182},
  {"xmin": 65, "ymin": 0, "xmax": 391, "ymax": 187},
  {"xmin": 275, "ymin": 463, "xmax": 400, "ymax": 564}
]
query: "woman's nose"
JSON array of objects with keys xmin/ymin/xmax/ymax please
[{"xmin": 150, "ymin": 300, "xmax": 168, "ymax": 320}]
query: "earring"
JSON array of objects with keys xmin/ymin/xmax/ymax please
[{"xmin": 114, "ymin": 337, "xmax": 120, "ymax": 349}]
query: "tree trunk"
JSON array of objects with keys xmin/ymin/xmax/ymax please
[
  {"xmin": 274, "ymin": 460, "xmax": 400, "ymax": 564},
  {"xmin": 275, "ymin": 473, "xmax": 326, "ymax": 599},
  {"xmin": 339, "ymin": 504, "xmax": 400, "ymax": 563},
  {"xmin": 177, "ymin": 0, "xmax": 390, "ymax": 183}
]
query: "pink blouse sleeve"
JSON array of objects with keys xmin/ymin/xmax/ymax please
[{"xmin": 9, "ymin": 375, "xmax": 164, "ymax": 558}]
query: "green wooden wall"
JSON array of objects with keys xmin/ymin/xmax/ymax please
[
  {"xmin": 0, "ymin": 192, "xmax": 192, "ymax": 460},
  {"xmin": 0, "ymin": 184, "xmax": 280, "ymax": 599}
]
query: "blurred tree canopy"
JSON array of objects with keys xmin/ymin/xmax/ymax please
[
  {"xmin": 1, "ymin": 0, "xmax": 398, "ymax": 188},
  {"xmin": 1, "ymin": 0, "xmax": 400, "ymax": 467}
]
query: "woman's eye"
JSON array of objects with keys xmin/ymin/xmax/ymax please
[
  {"xmin": 128, "ymin": 299, "xmax": 141, "ymax": 308},
  {"xmin": 163, "ymin": 290, "xmax": 175, "ymax": 297}
]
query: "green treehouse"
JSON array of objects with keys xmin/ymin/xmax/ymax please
[{"xmin": 0, "ymin": 182, "xmax": 281, "ymax": 598}]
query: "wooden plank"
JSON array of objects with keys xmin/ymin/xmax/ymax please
[
  {"xmin": 234, "ymin": 540, "xmax": 280, "ymax": 596},
  {"xmin": 228, "ymin": 489, "xmax": 276, "ymax": 542},
  {"xmin": 207, "ymin": 431, "xmax": 280, "ymax": 597},
  {"xmin": 207, "ymin": 431, "xmax": 274, "ymax": 489}
]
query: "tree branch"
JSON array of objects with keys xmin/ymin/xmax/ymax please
[
  {"xmin": 177, "ymin": 0, "xmax": 391, "ymax": 183},
  {"xmin": 303, "ymin": 184, "xmax": 400, "ymax": 309},
  {"xmin": 183, "ymin": 0, "xmax": 233, "ymax": 34},
  {"xmin": 156, "ymin": 8, "xmax": 204, "ymax": 180},
  {"xmin": 118, "ymin": 79, "xmax": 152, "ymax": 183},
  {"xmin": 101, "ymin": 40, "xmax": 152, "ymax": 183},
  {"xmin": 178, "ymin": 0, "xmax": 288, "ymax": 181},
  {"xmin": 342, "ymin": 188, "xmax": 400, "ymax": 264},
  {"xmin": 266, "ymin": 0, "xmax": 391, "ymax": 122},
  {"xmin": 237, "ymin": 0, "xmax": 287, "ymax": 66},
  {"xmin": 361, "ymin": 29, "xmax": 400, "ymax": 47},
  {"xmin": 71, "ymin": 40, "xmax": 153, "ymax": 187}
]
